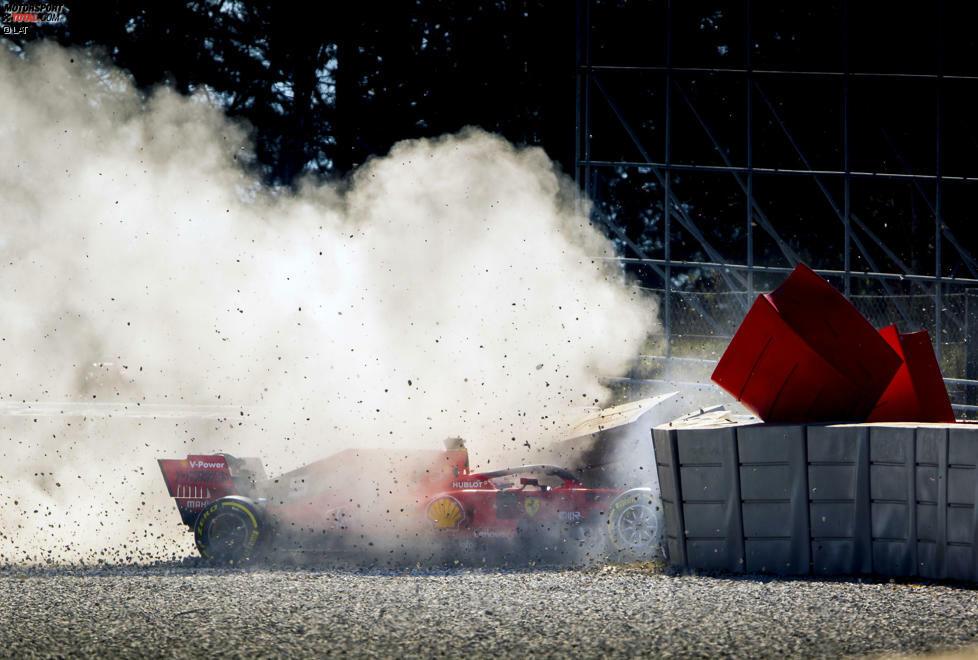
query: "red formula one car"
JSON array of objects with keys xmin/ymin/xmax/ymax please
[{"xmin": 158, "ymin": 439, "xmax": 663, "ymax": 564}]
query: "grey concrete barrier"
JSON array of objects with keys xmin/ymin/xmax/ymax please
[{"xmin": 653, "ymin": 416, "xmax": 978, "ymax": 580}]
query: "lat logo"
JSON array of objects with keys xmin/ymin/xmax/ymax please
[{"xmin": 2, "ymin": 4, "xmax": 66, "ymax": 35}]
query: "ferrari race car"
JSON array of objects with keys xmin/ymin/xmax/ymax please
[{"xmin": 159, "ymin": 439, "xmax": 664, "ymax": 564}]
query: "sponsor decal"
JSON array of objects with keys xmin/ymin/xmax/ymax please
[
  {"xmin": 524, "ymin": 497, "xmax": 540, "ymax": 517},
  {"xmin": 189, "ymin": 460, "xmax": 226, "ymax": 469},
  {"xmin": 182, "ymin": 469, "xmax": 230, "ymax": 482},
  {"xmin": 451, "ymin": 480, "xmax": 483, "ymax": 489},
  {"xmin": 426, "ymin": 496, "xmax": 464, "ymax": 529},
  {"xmin": 558, "ymin": 511, "xmax": 582, "ymax": 522},
  {"xmin": 472, "ymin": 528, "xmax": 510, "ymax": 538}
]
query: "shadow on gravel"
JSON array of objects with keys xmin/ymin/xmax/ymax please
[
  {"xmin": 7, "ymin": 555, "xmax": 977, "ymax": 592},
  {"xmin": 663, "ymin": 567, "xmax": 978, "ymax": 592},
  {"xmin": 0, "ymin": 551, "xmax": 675, "ymax": 578}
]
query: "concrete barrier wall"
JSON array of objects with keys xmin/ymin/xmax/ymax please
[{"xmin": 653, "ymin": 420, "xmax": 978, "ymax": 580}]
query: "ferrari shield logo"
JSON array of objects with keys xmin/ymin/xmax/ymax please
[{"xmin": 524, "ymin": 497, "xmax": 540, "ymax": 517}]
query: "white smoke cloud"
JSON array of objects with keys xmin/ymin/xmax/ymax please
[{"xmin": 0, "ymin": 43, "xmax": 658, "ymax": 563}]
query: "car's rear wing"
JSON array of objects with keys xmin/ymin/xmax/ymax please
[{"xmin": 158, "ymin": 454, "xmax": 266, "ymax": 526}]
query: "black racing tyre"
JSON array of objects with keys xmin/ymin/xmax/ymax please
[
  {"xmin": 606, "ymin": 488, "xmax": 664, "ymax": 561},
  {"xmin": 194, "ymin": 496, "xmax": 264, "ymax": 564}
]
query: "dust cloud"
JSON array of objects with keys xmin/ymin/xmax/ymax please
[{"xmin": 0, "ymin": 43, "xmax": 657, "ymax": 563}]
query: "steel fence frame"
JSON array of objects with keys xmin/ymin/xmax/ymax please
[{"xmin": 576, "ymin": 0, "xmax": 978, "ymax": 395}]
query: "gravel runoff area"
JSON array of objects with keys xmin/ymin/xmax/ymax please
[{"xmin": 1, "ymin": 562, "xmax": 978, "ymax": 658}]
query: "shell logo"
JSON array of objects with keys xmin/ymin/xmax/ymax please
[{"xmin": 427, "ymin": 496, "xmax": 464, "ymax": 529}]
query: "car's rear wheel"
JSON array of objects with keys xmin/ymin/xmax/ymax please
[
  {"xmin": 606, "ymin": 489, "xmax": 664, "ymax": 561},
  {"xmin": 194, "ymin": 496, "xmax": 264, "ymax": 564}
]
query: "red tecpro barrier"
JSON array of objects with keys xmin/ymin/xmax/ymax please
[
  {"xmin": 710, "ymin": 263, "xmax": 951, "ymax": 423},
  {"xmin": 868, "ymin": 326, "xmax": 955, "ymax": 423}
]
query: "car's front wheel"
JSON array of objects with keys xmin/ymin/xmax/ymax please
[{"xmin": 606, "ymin": 488, "xmax": 664, "ymax": 561}]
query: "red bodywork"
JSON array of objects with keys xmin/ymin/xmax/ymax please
[{"xmin": 159, "ymin": 446, "xmax": 621, "ymax": 546}]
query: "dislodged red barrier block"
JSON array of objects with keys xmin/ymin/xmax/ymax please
[
  {"xmin": 766, "ymin": 263, "xmax": 903, "ymax": 400},
  {"xmin": 712, "ymin": 263, "xmax": 904, "ymax": 422},
  {"xmin": 868, "ymin": 326, "xmax": 955, "ymax": 423},
  {"xmin": 712, "ymin": 295, "xmax": 867, "ymax": 422}
]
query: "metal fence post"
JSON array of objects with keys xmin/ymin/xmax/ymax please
[
  {"xmin": 967, "ymin": 290, "xmax": 978, "ymax": 410},
  {"xmin": 664, "ymin": 0, "xmax": 673, "ymax": 359}
]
